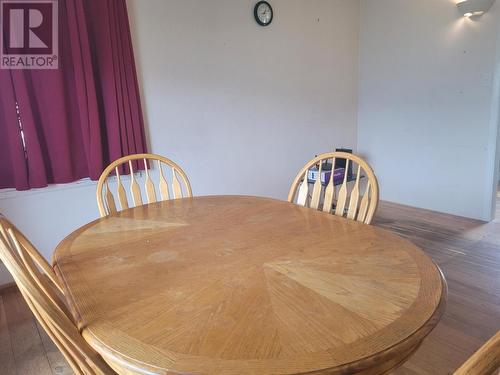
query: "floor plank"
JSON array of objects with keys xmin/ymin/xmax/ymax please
[
  {"xmin": 0, "ymin": 295, "xmax": 16, "ymax": 375},
  {"xmin": 375, "ymin": 198, "xmax": 500, "ymax": 374},
  {"xmin": 2, "ymin": 289, "xmax": 55, "ymax": 375},
  {"xmin": 35, "ymin": 320, "xmax": 74, "ymax": 375}
]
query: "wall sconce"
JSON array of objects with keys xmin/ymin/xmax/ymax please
[{"xmin": 457, "ymin": 0, "xmax": 495, "ymax": 18}]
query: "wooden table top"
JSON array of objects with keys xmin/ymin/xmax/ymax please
[{"xmin": 54, "ymin": 196, "xmax": 446, "ymax": 375}]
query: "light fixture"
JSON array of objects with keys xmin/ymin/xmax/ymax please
[{"xmin": 457, "ymin": 0, "xmax": 496, "ymax": 18}]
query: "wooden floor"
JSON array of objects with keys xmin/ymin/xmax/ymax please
[
  {"xmin": 0, "ymin": 285, "xmax": 72, "ymax": 375},
  {"xmin": 378, "ymin": 200, "xmax": 500, "ymax": 374},
  {"xmin": 1, "ymin": 196, "xmax": 500, "ymax": 375}
]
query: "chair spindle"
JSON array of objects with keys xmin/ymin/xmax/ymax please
[
  {"xmin": 310, "ymin": 161, "xmax": 323, "ymax": 210},
  {"xmin": 335, "ymin": 159, "xmax": 349, "ymax": 216},
  {"xmin": 347, "ymin": 165, "xmax": 362, "ymax": 220},
  {"xmin": 129, "ymin": 161, "xmax": 143, "ymax": 206},
  {"xmin": 144, "ymin": 159, "xmax": 157, "ymax": 204}
]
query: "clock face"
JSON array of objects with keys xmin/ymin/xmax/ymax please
[{"xmin": 254, "ymin": 1, "xmax": 273, "ymax": 26}]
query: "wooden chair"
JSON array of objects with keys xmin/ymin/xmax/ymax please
[
  {"xmin": 288, "ymin": 152, "xmax": 379, "ymax": 224},
  {"xmin": 0, "ymin": 218, "xmax": 65, "ymax": 295},
  {"xmin": 0, "ymin": 216, "xmax": 115, "ymax": 375},
  {"xmin": 96, "ymin": 153, "xmax": 193, "ymax": 217},
  {"xmin": 454, "ymin": 331, "xmax": 500, "ymax": 375}
]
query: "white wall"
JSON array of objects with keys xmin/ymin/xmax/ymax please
[
  {"xmin": 127, "ymin": 0, "xmax": 359, "ymax": 198},
  {"xmin": 0, "ymin": 0, "xmax": 360, "ymax": 284},
  {"xmin": 358, "ymin": 0, "xmax": 500, "ymax": 220},
  {"xmin": 490, "ymin": 1, "xmax": 500, "ymax": 217},
  {"xmin": 492, "ymin": 10, "xmax": 500, "ymax": 206}
]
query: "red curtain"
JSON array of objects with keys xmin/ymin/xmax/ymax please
[{"xmin": 0, "ymin": 0, "xmax": 147, "ymax": 190}]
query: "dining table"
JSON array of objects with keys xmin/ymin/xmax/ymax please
[{"xmin": 53, "ymin": 195, "xmax": 447, "ymax": 375}]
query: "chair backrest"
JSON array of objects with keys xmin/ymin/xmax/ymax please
[
  {"xmin": 96, "ymin": 153, "xmax": 193, "ymax": 217},
  {"xmin": 288, "ymin": 152, "xmax": 379, "ymax": 224},
  {"xmin": 0, "ymin": 219, "xmax": 65, "ymax": 294},
  {"xmin": 454, "ymin": 331, "xmax": 500, "ymax": 375},
  {"xmin": 0, "ymin": 216, "xmax": 115, "ymax": 375}
]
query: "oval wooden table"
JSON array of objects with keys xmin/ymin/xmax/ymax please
[{"xmin": 54, "ymin": 196, "xmax": 447, "ymax": 375}]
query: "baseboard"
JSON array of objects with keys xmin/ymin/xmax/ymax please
[{"xmin": 0, "ymin": 282, "xmax": 18, "ymax": 295}]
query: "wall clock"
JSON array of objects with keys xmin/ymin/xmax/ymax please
[{"xmin": 254, "ymin": 1, "xmax": 273, "ymax": 26}]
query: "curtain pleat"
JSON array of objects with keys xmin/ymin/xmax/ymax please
[{"xmin": 0, "ymin": 70, "xmax": 29, "ymax": 189}]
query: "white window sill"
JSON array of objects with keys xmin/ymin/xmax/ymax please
[
  {"xmin": 0, "ymin": 178, "xmax": 98, "ymax": 200},
  {"xmin": 0, "ymin": 172, "xmax": 143, "ymax": 200}
]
